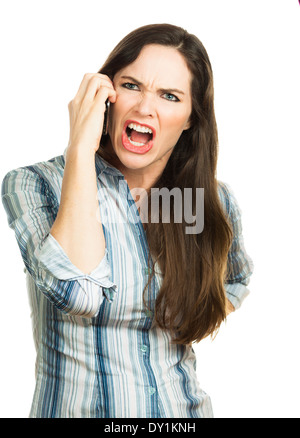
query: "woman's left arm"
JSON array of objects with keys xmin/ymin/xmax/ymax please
[{"xmin": 219, "ymin": 182, "xmax": 254, "ymax": 313}]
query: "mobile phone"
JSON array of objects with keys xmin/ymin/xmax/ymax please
[{"xmin": 103, "ymin": 100, "xmax": 110, "ymax": 136}]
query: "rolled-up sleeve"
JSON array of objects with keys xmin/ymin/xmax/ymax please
[
  {"xmin": 1, "ymin": 166, "xmax": 117, "ymax": 317},
  {"xmin": 218, "ymin": 182, "xmax": 254, "ymax": 310}
]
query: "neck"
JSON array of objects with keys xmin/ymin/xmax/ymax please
[
  {"xmin": 122, "ymin": 168, "xmax": 159, "ymax": 193},
  {"xmin": 98, "ymin": 143, "xmax": 168, "ymax": 193}
]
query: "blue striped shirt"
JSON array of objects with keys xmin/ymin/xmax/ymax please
[{"xmin": 1, "ymin": 149, "xmax": 253, "ymax": 418}]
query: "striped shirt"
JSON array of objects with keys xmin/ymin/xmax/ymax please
[{"xmin": 1, "ymin": 149, "xmax": 253, "ymax": 418}]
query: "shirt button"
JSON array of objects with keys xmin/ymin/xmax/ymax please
[
  {"xmin": 148, "ymin": 386, "xmax": 156, "ymax": 395},
  {"xmin": 141, "ymin": 345, "xmax": 148, "ymax": 354}
]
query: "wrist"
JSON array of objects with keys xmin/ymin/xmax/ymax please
[{"xmin": 66, "ymin": 143, "xmax": 96, "ymax": 162}]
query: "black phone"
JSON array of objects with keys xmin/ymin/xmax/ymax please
[{"xmin": 103, "ymin": 100, "xmax": 110, "ymax": 136}]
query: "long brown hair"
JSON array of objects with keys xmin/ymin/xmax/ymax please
[{"xmin": 98, "ymin": 23, "xmax": 233, "ymax": 344}]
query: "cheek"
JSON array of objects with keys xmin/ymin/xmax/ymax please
[
  {"xmin": 109, "ymin": 103, "xmax": 123, "ymax": 132},
  {"xmin": 161, "ymin": 111, "xmax": 190, "ymax": 137},
  {"xmin": 110, "ymin": 95, "xmax": 135, "ymax": 132},
  {"xmin": 114, "ymin": 92, "xmax": 136, "ymax": 115}
]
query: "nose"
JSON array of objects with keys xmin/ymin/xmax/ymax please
[{"xmin": 134, "ymin": 92, "xmax": 156, "ymax": 118}]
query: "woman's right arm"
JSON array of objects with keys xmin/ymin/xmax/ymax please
[
  {"xmin": 50, "ymin": 73, "xmax": 116, "ymax": 275},
  {"xmin": 1, "ymin": 74, "xmax": 118, "ymax": 317}
]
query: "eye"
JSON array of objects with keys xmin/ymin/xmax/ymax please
[
  {"xmin": 122, "ymin": 82, "xmax": 140, "ymax": 91},
  {"xmin": 162, "ymin": 93, "xmax": 180, "ymax": 102}
]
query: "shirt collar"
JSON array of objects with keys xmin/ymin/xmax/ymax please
[{"xmin": 63, "ymin": 147, "xmax": 124, "ymax": 179}]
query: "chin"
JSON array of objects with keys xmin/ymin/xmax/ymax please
[{"xmin": 118, "ymin": 149, "xmax": 153, "ymax": 170}]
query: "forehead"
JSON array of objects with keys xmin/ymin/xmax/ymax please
[{"xmin": 115, "ymin": 44, "xmax": 192, "ymax": 92}]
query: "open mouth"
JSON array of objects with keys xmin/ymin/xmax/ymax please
[
  {"xmin": 122, "ymin": 120, "xmax": 155, "ymax": 154},
  {"xmin": 126, "ymin": 123, "xmax": 153, "ymax": 146}
]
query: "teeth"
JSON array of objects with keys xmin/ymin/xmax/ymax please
[
  {"xmin": 128, "ymin": 123, "xmax": 153, "ymax": 134},
  {"xmin": 129, "ymin": 139, "xmax": 145, "ymax": 147}
]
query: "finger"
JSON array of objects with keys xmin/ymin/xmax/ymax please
[
  {"xmin": 93, "ymin": 85, "xmax": 117, "ymax": 112},
  {"xmin": 74, "ymin": 73, "xmax": 113, "ymax": 104},
  {"xmin": 79, "ymin": 74, "xmax": 113, "ymax": 103},
  {"xmin": 83, "ymin": 75, "xmax": 115, "ymax": 103},
  {"xmin": 73, "ymin": 73, "xmax": 94, "ymax": 103}
]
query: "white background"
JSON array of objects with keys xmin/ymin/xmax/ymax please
[{"xmin": 0, "ymin": 0, "xmax": 299, "ymax": 418}]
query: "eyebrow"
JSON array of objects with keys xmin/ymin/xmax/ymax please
[{"xmin": 119, "ymin": 75, "xmax": 186, "ymax": 96}]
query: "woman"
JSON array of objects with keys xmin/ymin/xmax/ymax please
[{"xmin": 1, "ymin": 24, "xmax": 253, "ymax": 418}]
